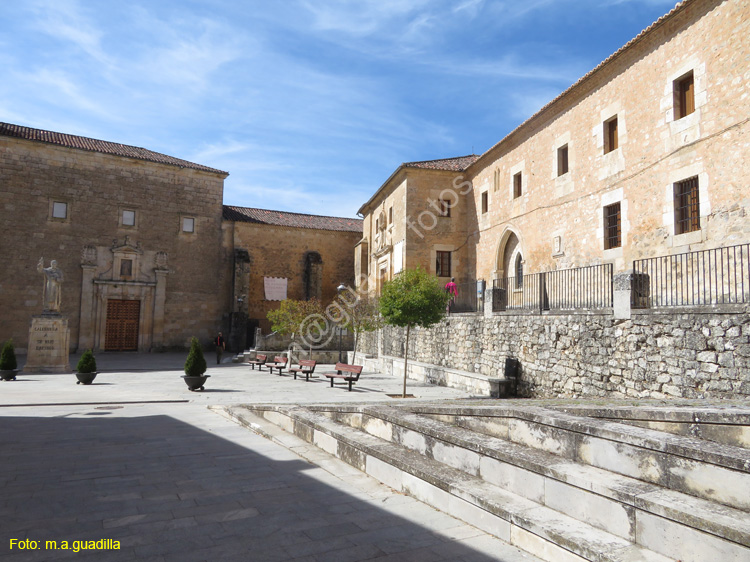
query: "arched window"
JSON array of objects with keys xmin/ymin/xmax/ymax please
[
  {"xmin": 515, "ymin": 254, "xmax": 524, "ymax": 289},
  {"xmin": 304, "ymin": 252, "xmax": 323, "ymax": 300}
]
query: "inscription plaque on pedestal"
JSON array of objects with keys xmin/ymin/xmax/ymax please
[{"xmin": 23, "ymin": 314, "xmax": 72, "ymax": 373}]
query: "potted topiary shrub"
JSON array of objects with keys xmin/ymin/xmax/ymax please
[
  {"xmin": 75, "ymin": 349, "xmax": 98, "ymax": 385},
  {"xmin": 183, "ymin": 336, "xmax": 209, "ymax": 391},
  {"xmin": 0, "ymin": 339, "xmax": 18, "ymax": 381}
]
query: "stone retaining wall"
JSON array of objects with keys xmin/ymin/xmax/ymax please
[{"xmin": 358, "ymin": 308, "xmax": 750, "ymax": 400}]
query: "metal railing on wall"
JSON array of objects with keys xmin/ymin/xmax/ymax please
[
  {"xmin": 448, "ymin": 280, "xmax": 480, "ymax": 313},
  {"xmin": 492, "ymin": 263, "xmax": 613, "ymax": 313},
  {"xmin": 632, "ymin": 243, "xmax": 750, "ymax": 308}
]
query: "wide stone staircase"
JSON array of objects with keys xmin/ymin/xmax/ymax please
[{"xmin": 220, "ymin": 402, "xmax": 750, "ymax": 562}]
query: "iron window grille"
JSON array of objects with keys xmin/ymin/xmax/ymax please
[{"xmin": 674, "ymin": 176, "xmax": 700, "ymax": 235}]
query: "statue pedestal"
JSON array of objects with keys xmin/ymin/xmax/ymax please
[{"xmin": 23, "ymin": 314, "xmax": 71, "ymax": 373}]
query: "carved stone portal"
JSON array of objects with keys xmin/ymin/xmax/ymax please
[{"xmin": 77, "ymin": 238, "xmax": 169, "ymax": 352}]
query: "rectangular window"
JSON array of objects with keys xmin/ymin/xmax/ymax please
[
  {"xmin": 438, "ymin": 199, "xmax": 451, "ymax": 217},
  {"xmin": 513, "ymin": 172, "xmax": 522, "ymax": 198},
  {"xmin": 436, "ymin": 251, "xmax": 451, "ymax": 277},
  {"xmin": 674, "ymin": 176, "xmax": 700, "ymax": 235},
  {"xmin": 122, "ymin": 209, "xmax": 136, "ymax": 226},
  {"xmin": 604, "ymin": 117, "xmax": 618, "ymax": 154},
  {"xmin": 603, "ymin": 202, "xmax": 621, "ymax": 250},
  {"xmin": 557, "ymin": 145, "xmax": 569, "ymax": 176},
  {"xmin": 481, "ymin": 192, "xmax": 488, "ymax": 214},
  {"xmin": 388, "ymin": 207, "xmax": 393, "ymax": 224},
  {"xmin": 52, "ymin": 201, "xmax": 68, "ymax": 219},
  {"xmin": 675, "ymin": 72, "xmax": 695, "ymax": 120},
  {"xmin": 182, "ymin": 217, "xmax": 195, "ymax": 233}
]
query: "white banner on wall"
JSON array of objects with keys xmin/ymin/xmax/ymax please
[
  {"xmin": 264, "ymin": 277, "xmax": 288, "ymax": 301},
  {"xmin": 393, "ymin": 240, "xmax": 404, "ymax": 274}
]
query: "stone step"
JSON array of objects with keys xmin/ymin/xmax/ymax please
[
  {"xmin": 405, "ymin": 403, "xmax": 750, "ymax": 511},
  {"xmin": 330, "ymin": 405, "xmax": 750, "ymax": 557},
  {"xmin": 224, "ymin": 405, "xmax": 689, "ymax": 562},
  {"xmin": 236, "ymin": 403, "xmax": 750, "ymax": 562},
  {"xmin": 548, "ymin": 404, "xmax": 750, "ymax": 448}
]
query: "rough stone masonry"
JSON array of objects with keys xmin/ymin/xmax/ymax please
[{"xmin": 361, "ymin": 309, "xmax": 750, "ymax": 400}]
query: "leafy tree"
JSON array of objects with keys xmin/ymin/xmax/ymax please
[
  {"xmin": 184, "ymin": 337, "xmax": 207, "ymax": 376},
  {"xmin": 0, "ymin": 339, "xmax": 17, "ymax": 371},
  {"xmin": 267, "ymin": 299, "xmax": 323, "ymax": 335},
  {"xmin": 267, "ymin": 299, "xmax": 326, "ymax": 359},
  {"xmin": 339, "ymin": 293, "xmax": 382, "ymax": 365},
  {"xmin": 379, "ymin": 268, "xmax": 451, "ymax": 397},
  {"xmin": 76, "ymin": 349, "xmax": 97, "ymax": 373}
]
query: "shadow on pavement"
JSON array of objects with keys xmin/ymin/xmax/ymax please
[{"xmin": 0, "ymin": 414, "xmax": 508, "ymax": 561}]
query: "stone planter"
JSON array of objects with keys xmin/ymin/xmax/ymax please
[
  {"xmin": 0, "ymin": 369, "xmax": 18, "ymax": 381},
  {"xmin": 182, "ymin": 375, "xmax": 210, "ymax": 391},
  {"xmin": 75, "ymin": 371, "xmax": 98, "ymax": 385}
]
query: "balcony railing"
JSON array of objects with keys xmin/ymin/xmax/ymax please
[
  {"xmin": 632, "ymin": 243, "xmax": 750, "ymax": 308},
  {"xmin": 492, "ymin": 264, "xmax": 613, "ymax": 313},
  {"xmin": 448, "ymin": 280, "xmax": 480, "ymax": 313}
]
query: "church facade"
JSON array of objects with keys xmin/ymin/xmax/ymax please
[{"xmin": 0, "ymin": 123, "xmax": 360, "ymax": 353}]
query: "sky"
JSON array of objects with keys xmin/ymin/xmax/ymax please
[{"xmin": 1, "ymin": 0, "xmax": 679, "ymax": 219}]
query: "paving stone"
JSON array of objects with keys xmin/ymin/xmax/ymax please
[{"xmin": 0, "ymin": 355, "xmax": 543, "ymax": 562}]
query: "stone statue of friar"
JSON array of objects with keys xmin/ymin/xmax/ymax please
[{"xmin": 38, "ymin": 258, "xmax": 63, "ymax": 313}]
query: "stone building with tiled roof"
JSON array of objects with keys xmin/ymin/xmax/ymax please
[
  {"xmin": 356, "ymin": 154, "xmax": 479, "ymax": 294},
  {"xmin": 223, "ymin": 205, "xmax": 363, "ymax": 233},
  {"xmin": 223, "ymin": 205, "xmax": 362, "ymax": 337},
  {"xmin": 0, "ymin": 123, "xmax": 361, "ymax": 355},
  {"xmin": 357, "ymin": 0, "xmax": 750, "ymax": 304},
  {"xmin": 352, "ymin": 0, "xmax": 750, "ymax": 407}
]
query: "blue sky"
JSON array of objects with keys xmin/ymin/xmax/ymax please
[{"xmin": 1, "ymin": 0, "xmax": 678, "ymax": 218}]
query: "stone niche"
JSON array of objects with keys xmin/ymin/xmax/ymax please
[{"xmin": 77, "ymin": 237, "xmax": 169, "ymax": 352}]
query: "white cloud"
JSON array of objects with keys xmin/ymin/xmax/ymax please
[
  {"xmin": 29, "ymin": 0, "xmax": 112, "ymax": 65},
  {"xmin": 298, "ymin": 0, "xmax": 433, "ymax": 36}
]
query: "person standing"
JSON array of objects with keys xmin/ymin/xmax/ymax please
[
  {"xmin": 214, "ymin": 332, "xmax": 225, "ymax": 364},
  {"xmin": 445, "ymin": 278, "xmax": 458, "ymax": 314}
]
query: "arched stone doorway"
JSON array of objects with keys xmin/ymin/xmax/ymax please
[
  {"xmin": 492, "ymin": 228, "xmax": 525, "ymax": 311},
  {"xmin": 494, "ymin": 227, "xmax": 524, "ymax": 285}
]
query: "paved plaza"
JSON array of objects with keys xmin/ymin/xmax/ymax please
[{"xmin": 0, "ymin": 353, "xmax": 540, "ymax": 562}]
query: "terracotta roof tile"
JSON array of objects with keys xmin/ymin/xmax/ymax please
[
  {"xmin": 358, "ymin": 154, "xmax": 479, "ymax": 214},
  {"xmin": 223, "ymin": 205, "xmax": 363, "ymax": 233},
  {"xmin": 0, "ymin": 122, "xmax": 228, "ymax": 175},
  {"xmin": 404, "ymin": 154, "xmax": 480, "ymax": 171}
]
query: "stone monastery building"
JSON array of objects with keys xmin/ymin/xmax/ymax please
[
  {"xmin": 357, "ymin": 0, "xmax": 750, "ymax": 303},
  {"xmin": 0, "ymin": 123, "xmax": 361, "ymax": 353},
  {"xmin": 353, "ymin": 0, "xmax": 750, "ymax": 401}
]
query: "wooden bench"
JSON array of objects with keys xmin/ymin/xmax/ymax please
[
  {"xmin": 323, "ymin": 363, "xmax": 363, "ymax": 391},
  {"xmin": 288, "ymin": 359, "xmax": 317, "ymax": 381},
  {"xmin": 248, "ymin": 354, "xmax": 267, "ymax": 371},
  {"xmin": 267, "ymin": 356, "xmax": 288, "ymax": 375}
]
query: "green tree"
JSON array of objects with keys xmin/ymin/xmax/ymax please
[
  {"xmin": 184, "ymin": 337, "xmax": 207, "ymax": 376},
  {"xmin": 379, "ymin": 268, "xmax": 451, "ymax": 397},
  {"xmin": 267, "ymin": 299, "xmax": 326, "ymax": 358},
  {"xmin": 76, "ymin": 349, "xmax": 97, "ymax": 373},
  {"xmin": 339, "ymin": 293, "xmax": 382, "ymax": 365},
  {"xmin": 0, "ymin": 339, "xmax": 17, "ymax": 371}
]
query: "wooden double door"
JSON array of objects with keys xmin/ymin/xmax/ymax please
[{"xmin": 105, "ymin": 299, "xmax": 140, "ymax": 351}]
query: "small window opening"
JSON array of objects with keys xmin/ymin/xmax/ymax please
[
  {"xmin": 557, "ymin": 145, "xmax": 569, "ymax": 176},
  {"xmin": 604, "ymin": 117, "xmax": 618, "ymax": 154},
  {"xmin": 513, "ymin": 172, "xmax": 522, "ymax": 198}
]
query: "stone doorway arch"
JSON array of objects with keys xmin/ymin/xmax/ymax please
[{"xmin": 493, "ymin": 227, "xmax": 524, "ymax": 284}]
